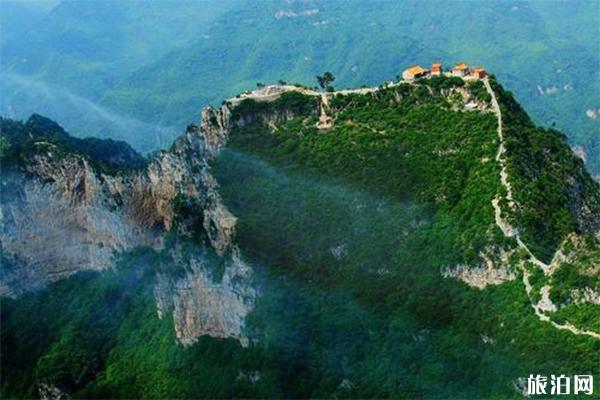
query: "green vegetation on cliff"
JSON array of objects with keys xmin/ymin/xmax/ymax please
[
  {"xmin": 0, "ymin": 114, "xmax": 146, "ymax": 173},
  {"xmin": 1, "ymin": 247, "xmax": 275, "ymax": 399},
  {"xmin": 2, "ymin": 209, "xmax": 598, "ymax": 399},
  {"xmin": 2, "ymin": 76, "xmax": 599, "ymax": 398},
  {"xmin": 229, "ymin": 78, "xmax": 599, "ymax": 264},
  {"xmin": 490, "ymin": 79, "xmax": 600, "ymax": 262},
  {"xmin": 228, "ymin": 79, "xmax": 505, "ymax": 264}
]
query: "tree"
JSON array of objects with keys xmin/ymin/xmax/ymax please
[{"xmin": 316, "ymin": 72, "xmax": 335, "ymax": 91}]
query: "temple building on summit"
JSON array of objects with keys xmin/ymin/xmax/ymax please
[
  {"xmin": 402, "ymin": 65, "xmax": 428, "ymax": 81},
  {"xmin": 431, "ymin": 63, "xmax": 443, "ymax": 76},
  {"xmin": 401, "ymin": 62, "xmax": 487, "ymax": 82},
  {"xmin": 451, "ymin": 63, "xmax": 469, "ymax": 77},
  {"xmin": 470, "ymin": 67, "xmax": 487, "ymax": 79}
]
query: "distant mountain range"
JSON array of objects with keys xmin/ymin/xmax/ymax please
[{"xmin": 1, "ymin": 0, "xmax": 598, "ymax": 180}]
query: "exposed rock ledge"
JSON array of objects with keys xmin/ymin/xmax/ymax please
[
  {"xmin": 441, "ymin": 247, "xmax": 516, "ymax": 289},
  {"xmin": 1, "ymin": 108, "xmax": 256, "ymax": 347},
  {"xmin": 38, "ymin": 383, "xmax": 70, "ymax": 400},
  {"xmin": 442, "ymin": 264, "xmax": 515, "ymax": 289},
  {"xmin": 154, "ymin": 248, "xmax": 255, "ymax": 346},
  {"xmin": 571, "ymin": 287, "xmax": 600, "ymax": 306},
  {"xmin": 1, "ymin": 122, "xmax": 236, "ymax": 296}
]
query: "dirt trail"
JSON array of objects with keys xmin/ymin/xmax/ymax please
[
  {"xmin": 484, "ymin": 78, "xmax": 599, "ymax": 340},
  {"xmin": 228, "ymin": 84, "xmax": 385, "ymax": 129},
  {"xmin": 485, "ymin": 78, "xmax": 549, "ymax": 270},
  {"xmin": 227, "ymin": 83, "xmax": 388, "ymax": 106},
  {"xmin": 316, "ymin": 93, "xmax": 333, "ymax": 129},
  {"xmin": 228, "ymin": 80, "xmax": 598, "ymax": 339}
]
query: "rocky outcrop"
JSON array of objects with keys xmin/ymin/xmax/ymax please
[
  {"xmin": 38, "ymin": 383, "xmax": 70, "ymax": 400},
  {"xmin": 1, "ymin": 112, "xmax": 257, "ymax": 346},
  {"xmin": 225, "ymin": 85, "xmax": 320, "ymax": 130},
  {"xmin": 536, "ymin": 285, "xmax": 557, "ymax": 312},
  {"xmin": 1, "ymin": 118, "xmax": 237, "ymax": 292},
  {"xmin": 442, "ymin": 252, "xmax": 516, "ymax": 289},
  {"xmin": 154, "ymin": 247, "xmax": 255, "ymax": 346},
  {"xmin": 572, "ymin": 287, "xmax": 600, "ymax": 305},
  {"xmin": 559, "ymin": 171, "xmax": 600, "ymax": 241},
  {"xmin": 442, "ymin": 243, "xmax": 516, "ymax": 289},
  {"xmin": 201, "ymin": 106, "xmax": 231, "ymax": 155},
  {"xmin": 1, "ymin": 152, "xmax": 153, "ymax": 296},
  {"xmin": 232, "ymin": 104, "xmax": 318, "ymax": 130},
  {"xmin": 442, "ymin": 264, "xmax": 515, "ymax": 289}
]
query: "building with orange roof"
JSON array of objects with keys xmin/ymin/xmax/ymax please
[
  {"xmin": 451, "ymin": 62, "xmax": 469, "ymax": 77},
  {"xmin": 402, "ymin": 65, "xmax": 428, "ymax": 81},
  {"xmin": 470, "ymin": 66, "xmax": 487, "ymax": 79},
  {"xmin": 430, "ymin": 63, "xmax": 443, "ymax": 76}
]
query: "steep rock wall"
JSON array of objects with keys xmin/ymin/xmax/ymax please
[
  {"xmin": 0, "ymin": 124, "xmax": 216, "ymax": 295},
  {"xmin": 1, "ymin": 113, "xmax": 255, "ymax": 346}
]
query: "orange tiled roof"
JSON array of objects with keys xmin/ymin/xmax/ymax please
[
  {"xmin": 406, "ymin": 65, "xmax": 426, "ymax": 75},
  {"xmin": 471, "ymin": 66, "xmax": 485, "ymax": 72},
  {"xmin": 432, "ymin": 63, "xmax": 442, "ymax": 68},
  {"xmin": 453, "ymin": 63, "xmax": 468, "ymax": 70}
]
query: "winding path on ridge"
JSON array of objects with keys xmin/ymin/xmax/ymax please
[
  {"xmin": 228, "ymin": 80, "xmax": 599, "ymax": 339},
  {"xmin": 483, "ymin": 78, "xmax": 600, "ymax": 340}
]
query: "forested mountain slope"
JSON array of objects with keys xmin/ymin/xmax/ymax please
[{"xmin": 1, "ymin": 74, "xmax": 598, "ymax": 398}]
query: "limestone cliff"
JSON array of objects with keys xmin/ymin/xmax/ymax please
[
  {"xmin": 1, "ymin": 123, "xmax": 225, "ymax": 293},
  {"xmin": 154, "ymin": 246, "xmax": 255, "ymax": 346},
  {"xmin": 0, "ymin": 98, "xmax": 325, "ymax": 370},
  {"xmin": 0, "ymin": 114, "xmax": 254, "ymax": 345}
]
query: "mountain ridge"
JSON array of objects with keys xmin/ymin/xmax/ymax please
[
  {"xmin": 1, "ymin": 73, "xmax": 599, "ymax": 398},
  {"xmin": 2, "ymin": 1, "xmax": 598, "ymax": 179},
  {"xmin": 210, "ymin": 74, "xmax": 599, "ymax": 335}
]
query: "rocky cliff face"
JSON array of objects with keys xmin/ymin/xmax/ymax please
[
  {"xmin": 0, "ymin": 95, "xmax": 313, "ymax": 341},
  {"xmin": 1, "ymin": 124, "xmax": 208, "ymax": 294},
  {"xmin": 201, "ymin": 106, "xmax": 231, "ymax": 155},
  {"xmin": 1, "ymin": 147, "xmax": 154, "ymax": 296},
  {"xmin": 154, "ymin": 246, "xmax": 255, "ymax": 346},
  {"xmin": 0, "ymin": 112, "xmax": 255, "ymax": 345}
]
